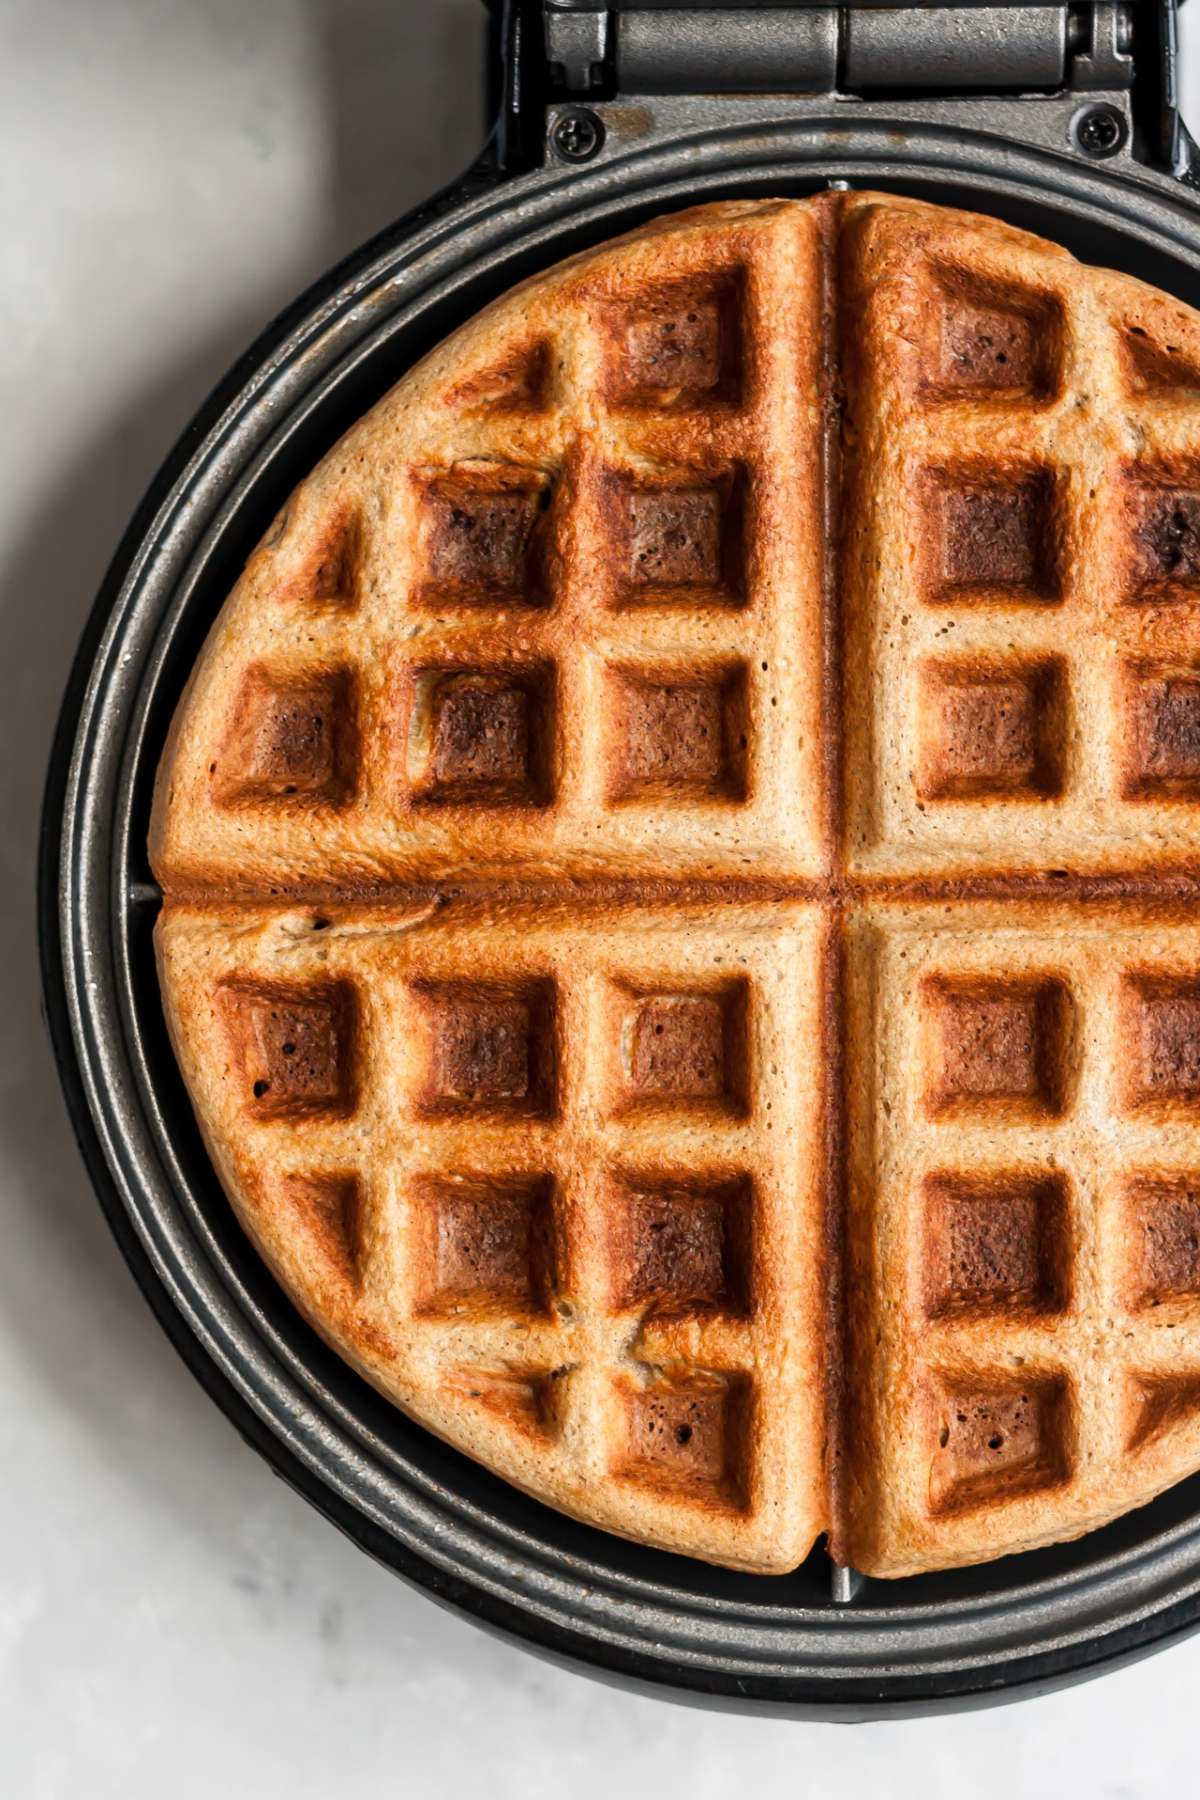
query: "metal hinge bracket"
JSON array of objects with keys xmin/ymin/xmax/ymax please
[{"xmin": 542, "ymin": 3, "xmax": 1135, "ymax": 100}]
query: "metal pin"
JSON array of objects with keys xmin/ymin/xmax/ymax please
[{"xmin": 830, "ymin": 1563, "xmax": 864, "ymax": 1605}]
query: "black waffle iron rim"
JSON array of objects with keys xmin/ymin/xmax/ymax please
[{"xmin": 40, "ymin": 110, "xmax": 1200, "ymax": 1715}]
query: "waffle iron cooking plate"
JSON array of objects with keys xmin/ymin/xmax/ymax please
[{"xmin": 39, "ymin": 0, "xmax": 1200, "ymax": 1714}]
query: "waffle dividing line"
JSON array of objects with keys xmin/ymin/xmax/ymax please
[{"xmin": 153, "ymin": 869, "xmax": 1200, "ymax": 913}]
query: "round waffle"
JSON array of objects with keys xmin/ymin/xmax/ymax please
[{"xmin": 153, "ymin": 194, "xmax": 1200, "ymax": 1575}]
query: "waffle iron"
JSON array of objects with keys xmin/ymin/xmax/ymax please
[{"xmin": 40, "ymin": 0, "xmax": 1200, "ymax": 1715}]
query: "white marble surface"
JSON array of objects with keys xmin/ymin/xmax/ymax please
[{"xmin": 5, "ymin": 2, "xmax": 1200, "ymax": 1790}]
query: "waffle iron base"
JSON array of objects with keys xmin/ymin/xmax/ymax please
[{"xmin": 40, "ymin": 89, "xmax": 1200, "ymax": 1712}]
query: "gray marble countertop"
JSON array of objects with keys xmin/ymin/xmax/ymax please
[{"xmin": 4, "ymin": 3, "xmax": 1198, "ymax": 1791}]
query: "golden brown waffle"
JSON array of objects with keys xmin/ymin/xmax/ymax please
[
  {"xmin": 841, "ymin": 196, "xmax": 1200, "ymax": 878},
  {"xmin": 153, "ymin": 194, "xmax": 1200, "ymax": 1576},
  {"xmin": 152, "ymin": 201, "xmax": 829, "ymax": 893},
  {"xmin": 158, "ymin": 898, "xmax": 828, "ymax": 1572},
  {"xmin": 843, "ymin": 902, "xmax": 1200, "ymax": 1576}
]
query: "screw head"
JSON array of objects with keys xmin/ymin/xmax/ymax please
[
  {"xmin": 550, "ymin": 107, "xmax": 605, "ymax": 164},
  {"xmin": 1073, "ymin": 104, "xmax": 1127, "ymax": 160}
]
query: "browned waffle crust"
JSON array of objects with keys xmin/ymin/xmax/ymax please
[{"xmin": 152, "ymin": 194, "xmax": 1200, "ymax": 1576}]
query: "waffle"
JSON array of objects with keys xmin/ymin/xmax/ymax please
[
  {"xmin": 158, "ymin": 898, "xmax": 828, "ymax": 1571},
  {"xmin": 843, "ymin": 902, "xmax": 1200, "ymax": 1576},
  {"xmin": 841, "ymin": 196, "xmax": 1200, "ymax": 878},
  {"xmin": 153, "ymin": 194, "xmax": 1200, "ymax": 1576},
  {"xmin": 152, "ymin": 200, "xmax": 829, "ymax": 893}
]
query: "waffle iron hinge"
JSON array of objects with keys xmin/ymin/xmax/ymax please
[
  {"xmin": 532, "ymin": 2, "xmax": 1196, "ymax": 178},
  {"xmin": 542, "ymin": 2, "xmax": 1134, "ymax": 97},
  {"xmin": 532, "ymin": 3, "xmax": 1200, "ymax": 180}
]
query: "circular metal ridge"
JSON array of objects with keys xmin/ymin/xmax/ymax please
[{"xmin": 40, "ymin": 110, "xmax": 1200, "ymax": 1714}]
